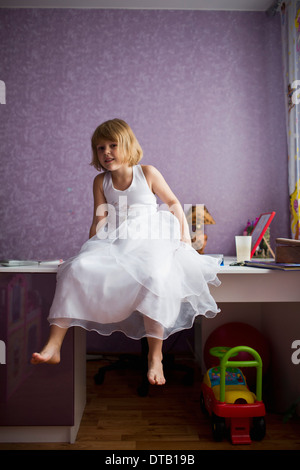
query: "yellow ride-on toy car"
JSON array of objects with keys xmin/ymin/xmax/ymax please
[{"xmin": 200, "ymin": 346, "xmax": 266, "ymax": 444}]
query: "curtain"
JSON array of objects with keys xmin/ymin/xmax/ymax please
[{"xmin": 280, "ymin": 1, "xmax": 300, "ymax": 239}]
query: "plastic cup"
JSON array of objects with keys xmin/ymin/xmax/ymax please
[{"xmin": 235, "ymin": 236, "xmax": 252, "ymax": 262}]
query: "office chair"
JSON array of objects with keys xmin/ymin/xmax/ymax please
[{"xmin": 94, "ymin": 336, "xmax": 194, "ymax": 397}]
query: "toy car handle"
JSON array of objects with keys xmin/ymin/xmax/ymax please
[
  {"xmin": 209, "ymin": 346, "xmax": 239, "ymax": 359},
  {"xmin": 219, "ymin": 346, "xmax": 263, "ymax": 403}
]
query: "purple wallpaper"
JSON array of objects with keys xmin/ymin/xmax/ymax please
[{"xmin": 0, "ymin": 9, "xmax": 289, "ymax": 260}]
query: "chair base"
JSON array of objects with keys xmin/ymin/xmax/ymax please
[{"xmin": 94, "ymin": 337, "xmax": 194, "ymax": 396}]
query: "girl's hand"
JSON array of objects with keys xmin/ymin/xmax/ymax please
[{"xmin": 142, "ymin": 165, "xmax": 192, "ymax": 247}]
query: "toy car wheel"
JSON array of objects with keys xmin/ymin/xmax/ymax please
[
  {"xmin": 250, "ymin": 416, "xmax": 266, "ymax": 441},
  {"xmin": 211, "ymin": 413, "xmax": 226, "ymax": 441}
]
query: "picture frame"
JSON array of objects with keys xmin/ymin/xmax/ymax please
[{"xmin": 250, "ymin": 212, "xmax": 276, "ymax": 258}]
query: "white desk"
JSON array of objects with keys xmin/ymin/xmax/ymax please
[
  {"xmin": 0, "ymin": 258, "xmax": 299, "ymax": 443},
  {"xmin": 0, "ymin": 264, "xmax": 86, "ymax": 443},
  {"xmin": 211, "ymin": 257, "xmax": 300, "ymax": 302}
]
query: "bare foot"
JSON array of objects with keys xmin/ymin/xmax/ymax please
[
  {"xmin": 31, "ymin": 325, "xmax": 67, "ymax": 365},
  {"xmin": 31, "ymin": 346, "xmax": 61, "ymax": 365},
  {"xmin": 147, "ymin": 357, "xmax": 166, "ymax": 385}
]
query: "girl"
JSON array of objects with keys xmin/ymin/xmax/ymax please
[{"xmin": 31, "ymin": 119, "xmax": 220, "ymax": 386}]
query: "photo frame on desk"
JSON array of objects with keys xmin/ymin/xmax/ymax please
[{"xmin": 250, "ymin": 212, "xmax": 276, "ymax": 258}]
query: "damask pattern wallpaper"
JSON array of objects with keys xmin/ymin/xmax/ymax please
[{"xmin": 0, "ymin": 9, "xmax": 288, "ymax": 260}]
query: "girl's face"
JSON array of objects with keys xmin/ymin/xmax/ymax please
[{"xmin": 96, "ymin": 140, "xmax": 127, "ymax": 171}]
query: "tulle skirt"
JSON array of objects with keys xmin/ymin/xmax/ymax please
[{"xmin": 48, "ymin": 207, "xmax": 221, "ymax": 340}]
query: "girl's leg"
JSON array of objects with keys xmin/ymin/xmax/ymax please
[
  {"xmin": 147, "ymin": 336, "xmax": 166, "ymax": 385},
  {"xmin": 31, "ymin": 325, "xmax": 68, "ymax": 365},
  {"xmin": 143, "ymin": 314, "xmax": 166, "ymax": 385}
]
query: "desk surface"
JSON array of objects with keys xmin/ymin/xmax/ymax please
[
  {"xmin": 1, "ymin": 257, "xmax": 300, "ymax": 302},
  {"xmin": 0, "ymin": 260, "xmax": 62, "ymax": 273},
  {"xmin": 0, "ymin": 256, "xmax": 287, "ymax": 274}
]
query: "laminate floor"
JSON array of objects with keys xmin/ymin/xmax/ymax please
[{"xmin": 0, "ymin": 357, "xmax": 299, "ymax": 451}]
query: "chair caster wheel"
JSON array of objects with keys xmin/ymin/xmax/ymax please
[{"xmin": 94, "ymin": 371, "xmax": 105, "ymax": 385}]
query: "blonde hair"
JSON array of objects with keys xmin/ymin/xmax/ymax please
[{"xmin": 90, "ymin": 119, "xmax": 143, "ymax": 171}]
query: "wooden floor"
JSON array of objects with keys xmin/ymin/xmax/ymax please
[{"xmin": 1, "ymin": 356, "xmax": 300, "ymax": 451}]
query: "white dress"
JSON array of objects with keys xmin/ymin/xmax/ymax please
[{"xmin": 48, "ymin": 165, "xmax": 221, "ymax": 340}]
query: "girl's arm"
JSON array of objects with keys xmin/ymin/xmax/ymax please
[
  {"xmin": 89, "ymin": 173, "xmax": 108, "ymax": 238},
  {"xmin": 142, "ymin": 165, "xmax": 191, "ymax": 245}
]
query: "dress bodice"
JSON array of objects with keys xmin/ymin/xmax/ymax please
[{"xmin": 103, "ymin": 165, "xmax": 157, "ymax": 214}]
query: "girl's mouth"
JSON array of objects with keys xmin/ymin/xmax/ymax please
[{"xmin": 105, "ymin": 158, "xmax": 114, "ymax": 163}]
